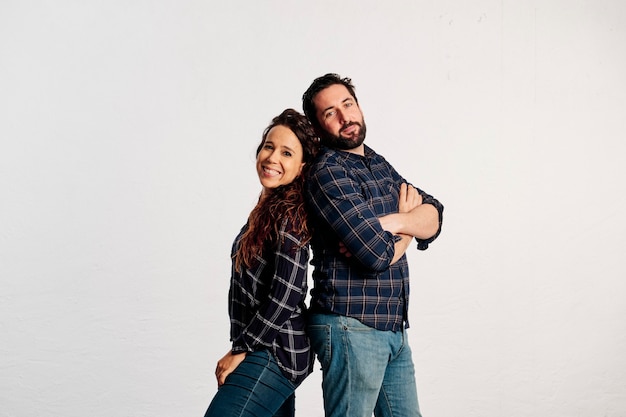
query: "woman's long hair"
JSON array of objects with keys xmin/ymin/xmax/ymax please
[{"xmin": 234, "ymin": 109, "xmax": 319, "ymax": 272}]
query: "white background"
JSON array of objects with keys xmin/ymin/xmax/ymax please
[{"xmin": 1, "ymin": 1, "xmax": 625, "ymax": 416}]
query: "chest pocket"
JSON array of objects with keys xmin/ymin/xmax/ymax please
[{"xmin": 361, "ymin": 177, "xmax": 398, "ymax": 215}]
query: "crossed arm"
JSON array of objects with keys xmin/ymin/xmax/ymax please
[
  {"xmin": 310, "ymin": 157, "xmax": 444, "ymax": 270},
  {"xmin": 380, "ymin": 183, "xmax": 440, "ymax": 264},
  {"xmin": 339, "ymin": 182, "xmax": 441, "ymax": 265}
]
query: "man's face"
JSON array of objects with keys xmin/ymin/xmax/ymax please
[{"xmin": 313, "ymin": 84, "xmax": 366, "ymax": 152}]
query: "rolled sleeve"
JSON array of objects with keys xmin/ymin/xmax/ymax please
[{"xmin": 414, "ymin": 188, "xmax": 444, "ymax": 250}]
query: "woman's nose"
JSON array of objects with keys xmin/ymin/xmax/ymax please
[{"xmin": 267, "ymin": 150, "xmax": 279, "ymax": 162}]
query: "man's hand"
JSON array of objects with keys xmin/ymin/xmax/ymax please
[
  {"xmin": 398, "ymin": 183, "xmax": 422, "ymax": 213},
  {"xmin": 338, "ymin": 241, "xmax": 352, "ymax": 258},
  {"xmin": 379, "ymin": 183, "xmax": 422, "ymax": 234},
  {"xmin": 215, "ymin": 350, "xmax": 247, "ymax": 387}
]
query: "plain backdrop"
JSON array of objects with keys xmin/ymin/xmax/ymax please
[{"xmin": 1, "ymin": 1, "xmax": 625, "ymax": 416}]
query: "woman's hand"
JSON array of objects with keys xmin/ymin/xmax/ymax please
[{"xmin": 215, "ymin": 350, "xmax": 247, "ymax": 387}]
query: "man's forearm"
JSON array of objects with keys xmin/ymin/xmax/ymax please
[
  {"xmin": 379, "ymin": 204, "xmax": 440, "ymax": 240},
  {"xmin": 390, "ymin": 233, "xmax": 412, "ymax": 265}
]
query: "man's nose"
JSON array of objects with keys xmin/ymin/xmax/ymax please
[{"xmin": 338, "ymin": 109, "xmax": 349, "ymax": 124}]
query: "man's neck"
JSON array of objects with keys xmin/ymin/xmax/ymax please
[{"xmin": 343, "ymin": 144, "xmax": 365, "ymax": 156}]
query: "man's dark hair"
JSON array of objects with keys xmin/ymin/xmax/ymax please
[{"xmin": 302, "ymin": 73, "xmax": 359, "ymax": 132}]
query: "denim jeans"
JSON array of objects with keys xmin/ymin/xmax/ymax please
[
  {"xmin": 203, "ymin": 350, "xmax": 297, "ymax": 417},
  {"xmin": 307, "ymin": 313, "xmax": 423, "ymax": 417}
]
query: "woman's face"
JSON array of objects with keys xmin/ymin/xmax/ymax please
[{"xmin": 256, "ymin": 125, "xmax": 305, "ymax": 191}]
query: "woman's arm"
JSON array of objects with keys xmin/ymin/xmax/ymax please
[
  {"xmin": 215, "ymin": 350, "xmax": 246, "ymax": 387},
  {"xmin": 231, "ymin": 220, "xmax": 308, "ymax": 353}
]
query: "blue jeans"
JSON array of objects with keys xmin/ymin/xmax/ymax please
[
  {"xmin": 307, "ymin": 313, "xmax": 423, "ymax": 417},
  {"xmin": 203, "ymin": 350, "xmax": 297, "ymax": 417}
]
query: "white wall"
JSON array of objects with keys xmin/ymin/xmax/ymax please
[{"xmin": 1, "ymin": 1, "xmax": 625, "ymax": 416}]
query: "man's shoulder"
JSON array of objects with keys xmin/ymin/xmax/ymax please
[
  {"xmin": 309, "ymin": 147, "xmax": 349, "ymax": 172},
  {"xmin": 305, "ymin": 148, "xmax": 356, "ymax": 193}
]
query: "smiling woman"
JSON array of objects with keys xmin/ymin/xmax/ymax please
[
  {"xmin": 203, "ymin": 109, "xmax": 320, "ymax": 417},
  {"xmin": 256, "ymin": 124, "xmax": 306, "ymax": 191}
]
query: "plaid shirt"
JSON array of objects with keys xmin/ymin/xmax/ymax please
[
  {"xmin": 229, "ymin": 218, "xmax": 314, "ymax": 384},
  {"xmin": 305, "ymin": 145, "xmax": 444, "ymax": 331}
]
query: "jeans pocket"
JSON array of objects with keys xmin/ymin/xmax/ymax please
[{"xmin": 307, "ymin": 324, "xmax": 331, "ymax": 369}]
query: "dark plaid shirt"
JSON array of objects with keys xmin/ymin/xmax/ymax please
[
  {"xmin": 229, "ymin": 218, "xmax": 314, "ymax": 384},
  {"xmin": 305, "ymin": 145, "xmax": 444, "ymax": 331}
]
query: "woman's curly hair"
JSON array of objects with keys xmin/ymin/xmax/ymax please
[{"xmin": 234, "ymin": 109, "xmax": 319, "ymax": 272}]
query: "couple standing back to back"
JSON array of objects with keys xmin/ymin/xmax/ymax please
[{"xmin": 203, "ymin": 73, "xmax": 444, "ymax": 417}]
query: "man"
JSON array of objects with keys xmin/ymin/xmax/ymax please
[{"xmin": 302, "ymin": 73, "xmax": 444, "ymax": 417}]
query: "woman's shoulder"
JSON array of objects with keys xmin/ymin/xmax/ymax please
[
  {"xmin": 277, "ymin": 217, "xmax": 308, "ymax": 247},
  {"xmin": 278, "ymin": 216, "xmax": 305, "ymax": 236}
]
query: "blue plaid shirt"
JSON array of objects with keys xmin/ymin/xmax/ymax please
[
  {"xmin": 229, "ymin": 218, "xmax": 315, "ymax": 384},
  {"xmin": 305, "ymin": 145, "xmax": 444, "ymax": 331}
]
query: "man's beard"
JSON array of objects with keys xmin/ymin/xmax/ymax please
[{"xmin": 321, "ymin": 121, "xmax": 367, "ymax": 150}]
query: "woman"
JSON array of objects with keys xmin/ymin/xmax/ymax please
[{"xmin": 204, "ymin": 109, "xmax": 319, "ymax": 417}]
